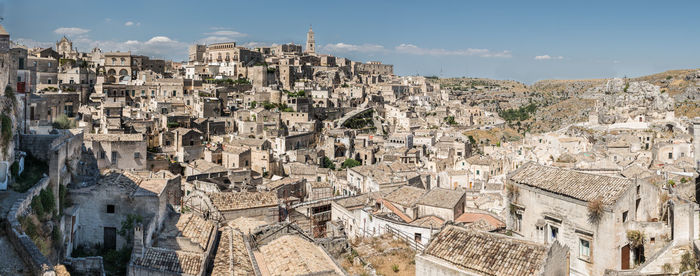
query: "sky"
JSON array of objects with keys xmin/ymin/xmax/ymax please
[{"xmin": 2, "ymin": 0, "xmax": 700, "ymax": 83}]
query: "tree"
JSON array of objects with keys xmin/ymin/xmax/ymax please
[
  {"xmin": 321, "ymin": 156, "xmax": 335, "ymax": 170},
  {"xmin": 341, "ymin": 159, "xmax": 361, "ymax": 169},
  {"xmin": 52, "ymin": 114, "xmax": 75, "ymax": 129},
  {"xmin": 118, "ymin": 214, "xmax": 143, "ymax": 244}
]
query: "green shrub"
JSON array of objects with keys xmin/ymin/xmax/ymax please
[
  {"xmin": 392, "ymin": 264, "xmax": 399, "ymax": 272},
  {"xmin": 59, "ymin": 184, "xmax": 68, "ymax": 214},
  {"xmin": 52, "ymin": 114, "xmax": 74, "ymax": 129},
  {"xmin": 10, "ymin": 161, "xmax": 19, "ymax": 177},
  {"xmin": 39, "ymin": 188, "xmax": 56, "ymax": 217},
  {"xmin": 52, "ymin": 225, "xmax": 62, "ymax": 247},
  {"xmin": 341, "ymin": 159, "xmax": 361, "ymax": 169},
  {"xmin": 11, "ymin": 154, "xmax": 48, "ymax": 193},
  {"xmin": 19, "ymin": 216, "xmax": 38, "ymax": 237},
  {"xmin": 31, "ymin": 196, "xmax": 45, "ymax": 217},
  {"xmin": 321, "ymin": 156, "xmax": 335, "ymax": 170},
  {"xmin": 1, "ymin": 114, "xmax": 12, "ymax": 146},
  {"xmin": 102, "ymin": 246, "xmax": 132, "ymax": 276},
  {"xmin": 118, "ymin": 214, "xmax": 143, "ymax": 243},
  {"xmin": 5, "ymin": 85, "xmax": 15, "ymax": 106},
  {"xmin": 499, "ymin": 103, "xmax": 537, "ymax": 122}
]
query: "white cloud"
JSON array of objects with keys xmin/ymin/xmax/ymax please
[
  {"xmin": 71, "ymin": 36, "xmax": 187, "ymax": 60},
  {"xmin": 534, "ymin": 54, "xmax": 563, "ymax": 60},
  {"xmin": 394, "ymin": 44, "xmax": 511, "ymax": 58},
  {"xmin": 124, "ymin": 21, "xmax": 141, "ymax": 27},
  {"xmin": 205, "ymin": 30, "xmax": 246, "ymax": 37},
  {"xmin": 145, "ymin": 36, "xmax": 176, "ymax": 44},
  {"xmin": 322, "ymin": 43, "xmax": 385, "ymax": 53},
  {"xmin": 53, "ymin": 27, "xmax": 90, "ymax": 36},
  {"xmin": 197, "ymin": 28, "xmax": 247, "ymax": 44}
]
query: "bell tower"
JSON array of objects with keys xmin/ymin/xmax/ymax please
[{"xmin": 305, "ymin": 25, "xmax": 315, "ymax": 54}]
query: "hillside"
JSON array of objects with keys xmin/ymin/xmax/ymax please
[{"xmin": 438, "ymin": 69, "xmax": 700, "ymax": 133}]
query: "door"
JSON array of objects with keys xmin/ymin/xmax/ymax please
[
  {"xmin": 621, "ymin": 244, "xmax": 631, "ymax": 270},
  {"xmin": 104, "ymin": 227, "xmax": 117, "ymax": 250}
]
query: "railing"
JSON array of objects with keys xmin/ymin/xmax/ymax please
[{"xmin": 385, "ymin": 225, "xmax": 425, "ymax": 252}]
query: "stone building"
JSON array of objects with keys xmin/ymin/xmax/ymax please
[
  {"xmin": 84, "ymin": 133, "xmax": 147, "ymax": 170},
  {"xmin": 104, "ymin": 52, "xmax": 133, "ymax": 83},
  {"xmin": 129, "ymin": 212, "xmax": 216, "ymax": 276},
  {"xmin": 68, "ymin": 170, "xmax": 180, "ymax": 251},
  {"xmin": 507, "ymin": 162, "xmax": 663, "ymax": 275},
  {"xmin": 416, "ymin": 224, "xmax": 569, "ymax": 276},
  {"xmin": 305, "ymin": 26, "xmax": 315, "ymax": 54}
]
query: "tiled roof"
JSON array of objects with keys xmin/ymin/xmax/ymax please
[
  {"xmin": 333, "ymin": 192, "xmax": 383, "ymax": 209},
  {"xmin": 509, "ymin": 162, "xmax": 633, "ymax": 204},
  {"xmin": 384, "ymin": 185, "xmax": 426, "ymax": 207},
  {"xmin": 258, "ymin": 235, "xmax": 343, "ymax": 276},
  {"xmin": 132, "ymin": 248, "xmax": 204, "ymax": 275},
  {"xmin": 187, "ymin": 159, "xmax": 226, "ymax": 173},
  {"xmin": 209, "ymin": 191, "xmax": 278, "ymax": 211},
  {"xmin": 228, "ymin": 217, "xmax": 268, "ymax": 234},
  {"xmin": 379, "ymin": 199, "xmax": 412, "ymax": 223},
  {"xmin": 466, "ymin": 155, "xmax": 495, "ymax": 166},
  {"xmin": 133, "ymin": 178, "xmax": 169, "ymax": 197},
  {"xmin": 424, "ymin": 225, "xmax": 547, "ymax": 276},
  {"xmin": 175, "ymin": 213, "xmax": 216, "ymax": 250},
  {"xmin": 212, "ymin": 227, "xmax": 254, "ymax": 276},
  {"xmin": 417, "ymin": 188, "xmax": 464, "ymax": 209},
  {"xmin": 410, "ymin": 215, "xmax": 445, "ymax": 228},
  {"xmin": 456, "ymin": 212, "xmax": 505, "ymax": 231},
  {"xmin": 265, "ymin": 177, "xmax": 303, "ymax": 190}
]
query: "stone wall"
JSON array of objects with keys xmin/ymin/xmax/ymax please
[
  {"xmin": 4, "ymin": 176, "xmax": 55, "ymax": 276},
  {"xmin": 63, "ymin": 256, "xmax": 104, "ymax": 275}
]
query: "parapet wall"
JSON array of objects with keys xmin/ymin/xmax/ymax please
[{"xmin": 4, "ymin": 176, "xmax": 55, "ymax": 276}]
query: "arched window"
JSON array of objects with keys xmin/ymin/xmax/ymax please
[
  {"xmin": 120, "ymin": 58, "xmax": 125, "ymax": 65},
  {"xmin": 112, "ymin": 58, "xmax": 116, "ymax": 64},
  {"xmin": 119, "ymin": 69, "xmax": 128, "ymax": 76}
]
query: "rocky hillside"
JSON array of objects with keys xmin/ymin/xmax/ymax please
[{"xmin": 438, "ymin": 69, "xmax": 700, "ymax": 133}]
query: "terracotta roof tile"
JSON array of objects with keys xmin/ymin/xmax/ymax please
[
  {"xmin": 509, "ymin": 162, "xmax": 633, "ymax": 204},
  {"xmin": 424, "ymin": 225, "xmax": 548, "ymax": 276}
]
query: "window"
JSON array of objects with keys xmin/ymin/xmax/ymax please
[
  {"xmin": 513, "ymin": 213, "xmax": 522, "ymax": 232},
  {"xmin": 476, "ymin": 170, "xmax": 480, "ymax": 175},
  {"xmin": 100, "ymin": 151, "xmax": 106, "ymax": 159},
  {"xmin": 134, "ymin": 152, "xmax": 140, "ymax": 159},
  {"xmin": 106, "ymin": 204, "xmax": 115, "ymax": 213},
  {"xmin": 549, "ymin": 225, "xmax": 559, "ymax": 243},
  {"xmin": 111, "ymin": 151, "xmax": 118, "ymax": 165},
  {"xmin": 668, "ymin": 152, "xmax": 673, "ymax": 159},
  {"xmin": 622, "ymin": 211, "xmax": 628, "ymax": 223},
  {"xmin": 414, "ymin": 233, "xmax": 422, "ymax": 243},
  {"xmin": 579, "ymin": 238, "xmax": 591, "ymax": 261}
]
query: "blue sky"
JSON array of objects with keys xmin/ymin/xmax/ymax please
[{"xmin": 2, "ymin": 0, "xmax": 700, "ymax": 83}]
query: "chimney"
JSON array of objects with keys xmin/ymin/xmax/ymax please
[{"xmin": 132, "ymin": 223, "xmax": 145, "ymax": 258}]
